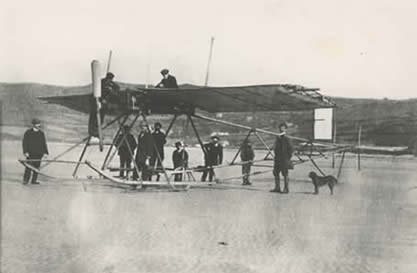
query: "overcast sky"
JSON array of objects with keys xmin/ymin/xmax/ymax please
[{"xmin": 1, "ymin": 0, "xmax": 416, "ymax": 99}]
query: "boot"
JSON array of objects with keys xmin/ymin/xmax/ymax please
[
  {"xmin": 283, "ymin": 177, "xmax": 289, "ymax": 193},
  {"xmin": 270, "ymin": 177, "xmax": 281, "ymax": 193}
]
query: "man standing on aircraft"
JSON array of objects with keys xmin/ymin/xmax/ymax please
[
  {"xmin": 201, "ymin": 135, "xmax": 223, "ymax": 182},
  {"xmin": 150, "ymin": 122, "xmax": 167, "ymax": 181},
  {"xmin": 155, "ymin": 69, "xmax": 178, "ymax": 88},
  {"xmin": 133, "ymin": 122, "xmax": 155, "ymax": 181},
  {"xmin": 22, "ymin": 118, "xmax": 49, "ymax": 185},
  {"xmin": 115, "ymin": 125, "xmax": 137, "ymax": 178},
  {"xmin": 88, "ymin": 72, "xmax": 120, "ymax": 138},
  {"xmin": 271, "ymin": 123, "xmax": 293, "ymax": 193},
  {"xmin": 240, "ymin": 139, "xmax": 255, "ymax": 185}
]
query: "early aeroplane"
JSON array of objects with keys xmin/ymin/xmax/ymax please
[{"xmin": 19, "ymin": 60, "xmax": 345, "ymax": 191}]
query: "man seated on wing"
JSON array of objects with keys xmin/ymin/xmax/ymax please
[
  {"xmin": 88, "ymin": 72, "xmax": 120, "ymax": 138},
  {"xmin": 155, "ymin": 68, "xmax": 178, "ymax": 88}
]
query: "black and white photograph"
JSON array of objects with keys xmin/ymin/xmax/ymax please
[{"xmin": 1, "ymin": 0, "xmax": 417, "ymax": 272}]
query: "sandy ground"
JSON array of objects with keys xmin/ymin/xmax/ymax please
[{"xmin": 1, "ymin": 140, "xmax": 417, "ymax": 273}]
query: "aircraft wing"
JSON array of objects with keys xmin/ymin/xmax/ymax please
[
  {"xmin": 139, "ymin": 85, "xmax": 334, "ymax": 113},
  {"xmin": 40, "ymin": 94, "xmax": 91, "ymax": 114},
  {"xmin": 39, "ymin": 84, "xmax": 334, "ymax": 114}
]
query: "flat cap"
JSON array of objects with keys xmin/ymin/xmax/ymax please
[{"xmin": 31, "ymin": 118, "xmax": 41, "ymax": 125}]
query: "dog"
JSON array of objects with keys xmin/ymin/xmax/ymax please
[{"xmin": 308, "ymin": 171, "xmax": 338, "ymax": 195}]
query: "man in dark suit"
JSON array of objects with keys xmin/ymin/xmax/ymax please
[
  {"xmin": 133, "ymin": 123, "xmax": 155, "ymax": 181},
  {"xmin": 88, "ymin": 72, "xmax": 120, "ymax": 137},
  {"xmin": 201, "ymin": 135, "xmax": 223, "ymax": 182},
  {"xmin": 172, "ymin": 141, "xmax": 189, "ymax": 181},
  {"xmin": 271, "ymin": 123, "xmax": 294, "ymax": 193},
  {"xmin": 115, "ymin": 125, "xmax": 137, "ymax": 178},
  {"xmin": 240, "ymin": 139, "xmax": 255, "ymax": 185},
  {"xmin": 22, "ymin": 118, "xmax": 49, "ymax": 185},
  {"xmin": 150, "ymin": 122, "xmax": 166, "ymax": 181},
  {"xmin": 155, "ymin": 69, "xmax": 178, "ymax": 88}
]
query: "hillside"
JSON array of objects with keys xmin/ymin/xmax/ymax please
[{"xmin": 1, "ymin": 83, "xmax": 416, "ymax": 152}]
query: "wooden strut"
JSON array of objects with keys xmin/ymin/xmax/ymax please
[
  {"xmin": 73, "ymin": 113, "xmax": 131, "ymax": 177},
  {"xmin": 230, "ymin": 129, "xmax": 253, "ymax": 165},
  {"xmin": 18, "ymin": 160, "xmax": 87, "ymax": 191},
  {"xmin": 357, "ymin": 124, "xmax": 362, "ymax": 171},
  {"xmin": 308, "ymin": 156, "xmax": 326, "ymax": 176},
  {"xmin": 216, "ymin": 169, "xmax": 272, "ymax": 183},
  {"xmin": 21, "ymin": 159, "xmax": 87, "ymax": 165},
  {"xmin": 41, "ymin": 112, "xmax": 127, "ymax": 170},
  {"xmin": 192, "ymin": 113, "xmax": 309, "ymax": 142},
  {"xmin": 337, "ymin": 151, "xmax": 346, "ymax": 181},
  {"xmin": 104, "ymin": 113, "xmax": 141, "ymax": 172},
  {"xmin": 101, "ymin": 113, "xmax": 130, "ymax": 170},
  {"xmin": 254, "ymin": 131, "xmax": 275, "ymax": 160},
  {"xmin": 165, "ymin": 114, "xmax": 178, "ymax": 136},
  {"xmin": 306, "ymin": 140, "xmax": 326, "ymax": 176},
  {"xmin": 187, "ymin": 114, "xmax": 207, "ymax": 156},
  {"xmin": 72, "ymin": 136, "xmax": 91, "ymax": 177},
  {"xmin": 85, "ymin": 161, "xmax": 213, "ymax": 188}
]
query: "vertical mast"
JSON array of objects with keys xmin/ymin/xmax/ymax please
[{"xmin": 204, "ymin": 37, "xmax": 215, "ymax": 86}]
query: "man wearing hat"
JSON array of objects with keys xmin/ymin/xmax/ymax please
[
  {"xmin": 88, "ymin": 72, "xmax": 120, "ymax": 137},
  {"xmin": 150, "ymin": 122, "xmax": 167, "ymax": 181},
  {"xmin": 240, "ymin": 139, "xmax": 255, "ymax": 185},
  {"xmin": 201, "ymin": 134, "xmax": 223, "ymax": 182},
  {"xmin": 271, "ymin": 122, "xmax": 293, "ymax": 193},
  {"xmin": 155, "ymin": 69, "xmax": 178, "ymax": 88},
  {"xmin": 115, "ymin": 125, "xmax": 137, "ymax": 178},
  {"xmin": 172, "ymin": 141, "xmax": 189, "ymax": 181},
  {"xmin": 22, "ymin": 118, "xmax": 49, "ymax": 184},
  {"xmin": 133, "ymin": 122, "xmax": 155, "ymax": 181}
]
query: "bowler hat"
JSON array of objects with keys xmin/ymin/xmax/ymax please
[
  {"xmin": 31, "ymin": 118, "xmax": 41, "ymax": 125},
  {"xmin": 160, "ymin": 69, "xmax": 169, "ymax": 75}
]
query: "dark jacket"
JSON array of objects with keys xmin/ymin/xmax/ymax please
[
  {"xmin": 274, "ymin": 135, "xmax": 293, "ymax": 169},
  {"xmin": 135, "ymin": 131, "xmax": 155, "ymax": 163},
  {"xmin": 22, "ymin": 129, "xmax": 49, "ymax": 157},
  {"xmin": 88, "ymin": 79, "xmax": 120, "ymax": 112},
  {"xmin": 173, "ymin": 149, "xmax": 189, "ymax": 169},
  {"xmin": 152, "ymin": 130, "xmax": 167, "ymax": 159},
  {"xmin": 240, "ymin": 143, "xmax": 255, "ymax": 162},
  {"xmin": 204, "ymin": 142, "xmax": 223, "ymax": 165},
  {"xmin": 156, "ymin": 75, "xmax": 178, "ymax": 88},
  {"xmin": 116, "ymin": 133, "xmax": 137, "ymax": 156},
  {"xmin": 101, "ymin": 78, "xmax": 120, "ymax": 101}
]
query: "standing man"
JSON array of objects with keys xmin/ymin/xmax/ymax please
[
  {"xmin": 133, "ymin": 123, "xmax": 155, "ymax": 181},
  {"xmin": 271, "ymin": 123, "xmax": 294, "ymax": 193},
  {"xmin": 150, "ymin": 122, "xmax": 167, "ymax": 181},
  {"xmin": 88, "ymin": 72, "xmax": 120, "ymax": 138},
  {"xmin": 201, "ymin": 135, "xmax": 223, "ymax": 182},
  {"xmin": 115, "ymin": 125, "xmax": 137, "ymax": 178},
  {"xmin": 172, "ymin": 141, "xmax": 189, "ymax": 181},
  {"xmin": 240, "ymin": 139, "xmax": 255, "ymax": 185},
  {"xmin": 22, "ymin": 118, "xmax": 49, "ymax": 185},
  {"xmin": 155, "ymin": 69, "xmax": 178, "ymax": 88}
]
